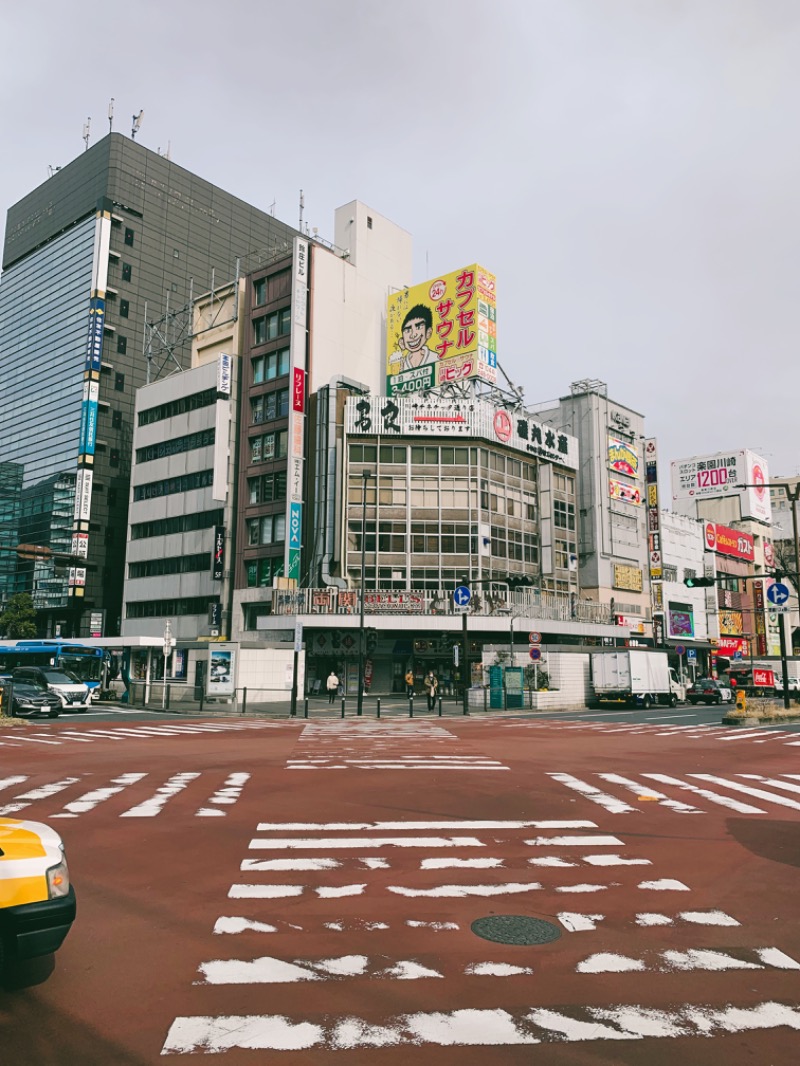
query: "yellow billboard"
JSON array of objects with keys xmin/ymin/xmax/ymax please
[{"xmin": 386, "ymin": 264, "xmax": 496, "ymax": 395}]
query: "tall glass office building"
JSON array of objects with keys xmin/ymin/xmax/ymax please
[{"xmin": 0, "ymin": 134, "xmax": 296, "ymax": 635}]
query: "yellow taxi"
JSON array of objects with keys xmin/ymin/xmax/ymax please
[{"xmin": 0, "ymin": 817, "xmax": 76, "ymax": 972}]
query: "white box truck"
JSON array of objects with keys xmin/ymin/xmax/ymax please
[{"xmin": 591, "ymin": 650, "xmax": 686, "ymax": 709}]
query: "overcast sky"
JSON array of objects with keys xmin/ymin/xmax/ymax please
[{"xmin": 2, "ymin": 1, "xmax": 799, "ymax": 479}]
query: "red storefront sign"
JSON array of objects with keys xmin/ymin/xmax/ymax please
[
  {"xmin": 292, "ymin": 367, "xmax": 306, "ymax": 412},
  {"xmin": 718, "ymin": 636, "xmax": 750, "ymax": 657},
  {"xmin": 704, "ymin": 522, "xmax": 754, "ymax": 561},
  {"xmin": 753, "ymin": 669, "xmax": 775, "ymax": 688}
]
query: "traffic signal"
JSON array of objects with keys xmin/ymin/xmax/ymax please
[{"xmin": 684, "ymin": 576, "xmax": 715, "ymax": 588}]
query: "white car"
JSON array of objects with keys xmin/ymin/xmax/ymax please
[
  {"xmin": 773, "ymin": 676, "xmax": 800, "ymax": 694},
  {"xmin": 12, "ymin": 667, "xmax": 92, "ymax": 711}
]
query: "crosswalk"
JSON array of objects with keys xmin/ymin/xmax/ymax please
[
  {"xmin": 161, "ymin": 816, "xmax": 800, "ymax": 1055},
  {"xmin": 0, "ymin": 719, "xmax": 278, "ymax": 749},
  {"xmin": 501, "ymin": 717, "xmax": 800, "ymax": 747},
  {"xmin": 549, "ymin": 771, "xmax": 800, "ymax": 815},
  {"xmin": 0, "ymin": 770, "xmax": 251, "ymax": 819},
  {"xmin": 287, "ymin": 721, "xmax": 510, "ymax": 770}
]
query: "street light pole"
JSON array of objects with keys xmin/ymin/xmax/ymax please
[{"xmin": 357, "ymin": 470, "xmax": 372, "ymax": 717}]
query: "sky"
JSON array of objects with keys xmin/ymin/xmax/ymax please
[{"xmin": 2, "ymin": 0, "xmax": 799, "ymax": 478}]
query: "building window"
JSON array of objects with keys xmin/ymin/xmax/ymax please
[
  {"xmin": 138, "ymin": 387, "xmax": 216, "ymax": 426},
  {"xmin": 117, "ymin": 335, "xmax": 127, "ymax": 354},
  {"xmin": 246, "ymin": 513, "xmax": 286, "ymax": 546},
  {"xmin": 108, "ymin": 488, "xmax": 118, "ymax": 507},
  {"xmin": 135, "ymin": 428, "xmax": 216, "ymax": 464},
  {"xmin": 252, "ymin": 347, "xmax": 290, "ymax": 384},
  {"xmin": 246, "ymin": 556, "xmax": 280, "ymax": 588},
  {"xmin": 554, "ymin": 538, "xmax": 577, "ymax": 570},
  {"xmin": 121, "ymin": 263, "xmax": 132, "ymax": 282},
  {"xmin": 119, "ymin": 299, "xmax": 129, "ymax": 318},
  {"xmin": 367, "ymin": 216, "xmax": 373, "ymax": 229},
  {"xmin": 126, "ymin": 596, "xmax": 218, "ymax": 619},
  {"xmin": 253, "ymin": 307, "xmax": 292, "ymax": 347},
  {"xmin": 112, "ymin": 410, "xmax": 122, "ymax": 428},
  {"xmin": 110, "ymin": 449, "xmax": 120, "ymax": 468},
  {"xmin": 554, "ymin": 472, "xmax": 575, "ymax": 495},
  {"xmin": 129, "ymin": 553, "xmax": 211, "ymax": 579},
  {"xmin": 124, "ymin": 227, "xmax": 135, "ymax": 246},
  {"xmin": 253, "ymin": 278, "xmax": 266, "ymax": 306},
  {"xmin": 133, "ymin": 469, "xmax": 214, "ymax": 502},
  {"xmin": 131, "ymin": 507, "xmax": 224, "ymax": 540},
  {"xmin": 251, "ymin": 388, "xmax": 289, "ymax": 424},
  {"xmin": 248, "ymin": 471, "xmax": 288, "ymax": 504},
  {"xmin": 554, "ymin": 499, "xmax": 576, "ymax": 531},
  {"xmin": 114, "ymin": 372, "xmax": 125, "ymax": 392},
  {"xmin": 249, "ymin": 429, "xmax": 288, "ymax": 463}
]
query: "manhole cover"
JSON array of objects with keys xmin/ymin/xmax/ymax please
[{"xmin": 471, "ymin": 915, "xmax": 561, "ymax": 945}]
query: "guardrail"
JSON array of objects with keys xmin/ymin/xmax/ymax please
[{"xmin": 270, "ymin": 588, "xmax": 613, "ymax": 625}]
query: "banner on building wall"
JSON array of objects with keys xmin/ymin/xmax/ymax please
[
  {"xmin": 703, "ymin": 522, "xmax": 755, "ymax": 561},
  {"xmin": 212, "ymin": 526, "xmax": 225, "ymax": 580},
  {"xmin": 646, "ymin": 438, "xmax": 663, "ymax": 638},
  {"xmin": 285, "ymin": 237, "xmax": 308, "ymax": 584},
  {"xmin": 386, "ymin": 264, "xmax": 497, "ymax": 395},
  {"xmin": 613, "ymin": 563, "xmax": 643, "ymax": 592},
  {"xmin": 346, "ymin": 395, "xmax": 578, "ymax": 469},
  {"xmin": 671, "ymin": 449, "xmax": 771, "ymax": 523},
  {"xmin": 607, "ymin": 436, "xmax": 639, "ymax": 477},
  {"xmin": 719, "ymin": 609, "xmax": 744, "ymax": 635},
  {"xmin": 668, "ymin": 602, "xmax": 695, "ymax": 638},
  {"xmin": 609, "ymin": 478, "xmax": 641, "ymax": 505}
]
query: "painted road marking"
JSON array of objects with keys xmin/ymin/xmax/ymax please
[
  {"xmin": 50, "ymin": 773, "xmax": 148, "ymax": 818},
  {"xmin": 119, "ymin": 772, "xmax": 202, "ymax": 817},
  {"xmin": 248, "ymin": 836, "xmax": 485, "ymax": 850},
  {"xmin": 636, "ymin": 911, "xmax": 740, "ymax": 927},
  {"xmin": 641, "ymin": 774, "xmax": 764, "ymax": 814},
  {"xmin": 547, "ymin": 773, "xmax": 637, "ymax": 813},
  {"xmin": 161, "ymin": 1002, "xmax": 800, "ymax": 1053},
  {"xmin": 196, "ymin": 772, "xmax": 251, "ymax": 816},
  {"xmin": 596, "ymin": 773, "xmax": 703, "ymax": 814},
  {"xmin": 690, "ymin": 774, "xmax": 800, "ymax": 811},
  {"xmin": 212, "ymin": 918, "xmax": 461, "ymax": 936},
  {"xmin": 255, "ymin": 820, "xmax": 597, "ymax": 831},
  {"xmin": 0, "ymin": 777, "xmax": 81, "ymax": 816},
  {"xmin": 0, "ymin": 775, "xmax": 28, "ymax": 791},
  {"xmin": 577, "ymin": 947, "xmax": 800, "ymax": 973}
]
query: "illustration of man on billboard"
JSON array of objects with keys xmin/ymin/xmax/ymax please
[{"xmin": 389, "ymin": 304, "xmax": 438, "ymax": 375}]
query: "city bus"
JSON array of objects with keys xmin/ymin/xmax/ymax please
[{"xmin": 0, "ymin": 641, "xmax": 113, "ymax": 697}]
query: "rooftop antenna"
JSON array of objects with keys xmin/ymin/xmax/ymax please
[
  {"xmin": 299, "ymin": 189, "xmax": 304, "ymax": 233},
  {"xmin": 108, "ymin": 98, "xmax": 114, "ymax": 134},
  {"xmin": 131, "ymin": 109, "xmax": 144, "ymax": 140},
  {"xmin": 82, "ymin": 116, "xmax": 91, "ymax": 151},
  {"xmin": 269, "ymin": 199, "xmax": 276, "ymax": 217}
]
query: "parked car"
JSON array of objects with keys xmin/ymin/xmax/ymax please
[
  {"xmin": 11, "ymin": 668, "xmax": 91, "ymax": 711},
  {"xmin": 0, "ymin": 817, "xmax": 76, "ymax": 974},
  {"xmin": 10, "ymin": 682, "xmax": 62, "ymax": 719},
  {"xmin": 687, "ymin": 678, "xmax": 734, "ymax": 705}
]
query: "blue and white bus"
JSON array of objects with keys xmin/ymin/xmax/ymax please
[{"xmin": 0, "ymin": 641, "xmax": 112, "ymax": 697}]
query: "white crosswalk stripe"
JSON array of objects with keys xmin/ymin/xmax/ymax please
[
  {"xmin": 161, "ymin": 815, "xmax": 800, "ymax": 1055},
  {"xmin": 287, "ymin": 721, "xmax": 510, "ymax": 770},
  {"xmin": 0, "ymin": 771, "xmax": 252, "ymax": 819},
  {"xmin": 548, "ymin": 771, "xmax": 800, "ymax": 816},
  {"xmin": 0, "ymin": 720, "xmax": 276, "ymax": 749}
]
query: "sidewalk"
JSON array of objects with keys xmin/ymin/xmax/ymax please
[{"xmin": 116, "ymin": 693, "xmax": 481, "ymax": 720}]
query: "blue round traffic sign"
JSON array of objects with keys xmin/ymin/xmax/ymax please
[
  {"xmin": 453, "ymin": 585, "xmax": 472, "ymax": 608},
  {"xmin": 529, "ymin": 647, "xmax": 542, "ymax": 661},
  {"xmin": 675, "ymin": 644, "xmax": 686, "ymax": 656},
  {"xmin": 767, "ymin": 582, "xmax": 790, "ymax": 606}
]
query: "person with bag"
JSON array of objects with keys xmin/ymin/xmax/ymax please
[
  {"xmin": 405, "ymin": 668, "xmax": 415, "ymax": 698},
  {"xmin": 326, "ymin": 670, "xmax": 339, "ymax": 704},
  {"xmin": 424, "ymin": 670, "xmax": 438, "ymax": 711}
]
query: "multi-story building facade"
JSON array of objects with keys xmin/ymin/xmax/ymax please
[
  {"xmin": 536, "ymin": 380, "xmax": 651, "ymax": 634},
  {"xmin": 122, "ymin": 283, "xmax": 243, "ymax": 657},
  {"xmin": 0, "ymin": 133, "xmax": 296, "ymax": 636}
]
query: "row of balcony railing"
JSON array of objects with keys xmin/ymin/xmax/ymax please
[{"xmin": 271, "ymin": 588, "xmax": 614, "ymax": 625}]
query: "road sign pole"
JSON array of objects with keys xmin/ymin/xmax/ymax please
[
  {"xmin": 779, "ymin": 612, "xmax": 790, "ymax": 710},
  {"xmin": 462, "ymin": 610, "xmax": 469, "ymax": 715}
]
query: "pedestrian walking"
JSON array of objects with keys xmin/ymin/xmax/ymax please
[
  {"xmin": 405, "ymin": 668, "xmax": 415, "ymax": 698},
  {"xmin": 326, "ymin": 670, "xmax": 339, "ymax": 704},
  {"xmin": 424, "ymin": 670, "xmax": 438, "ymax": 711}
]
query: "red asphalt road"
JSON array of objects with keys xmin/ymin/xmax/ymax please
[{"xmin": 1, "ymin": 714, "xmax": 798, "ymax": 1065}]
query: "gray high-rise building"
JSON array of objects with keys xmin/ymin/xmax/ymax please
[{"xmin": 0, "ymin": 133, "xmax": 297, "ymax": 635}]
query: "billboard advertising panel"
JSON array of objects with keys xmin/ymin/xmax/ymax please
[
  {"xmin": 386, "ymin": 264, "xmax": 496, "ymax": 395},
  {"xmin": 608, "ymin": 436, "xmax": 639, "ymax": 477},
  {"xmin": 671, "ymin": 449, "xmax": 771, "ymax": 522},
  {"xmin": 703, "ymin": 522, "xmax": 754, "ymax": 561}
]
